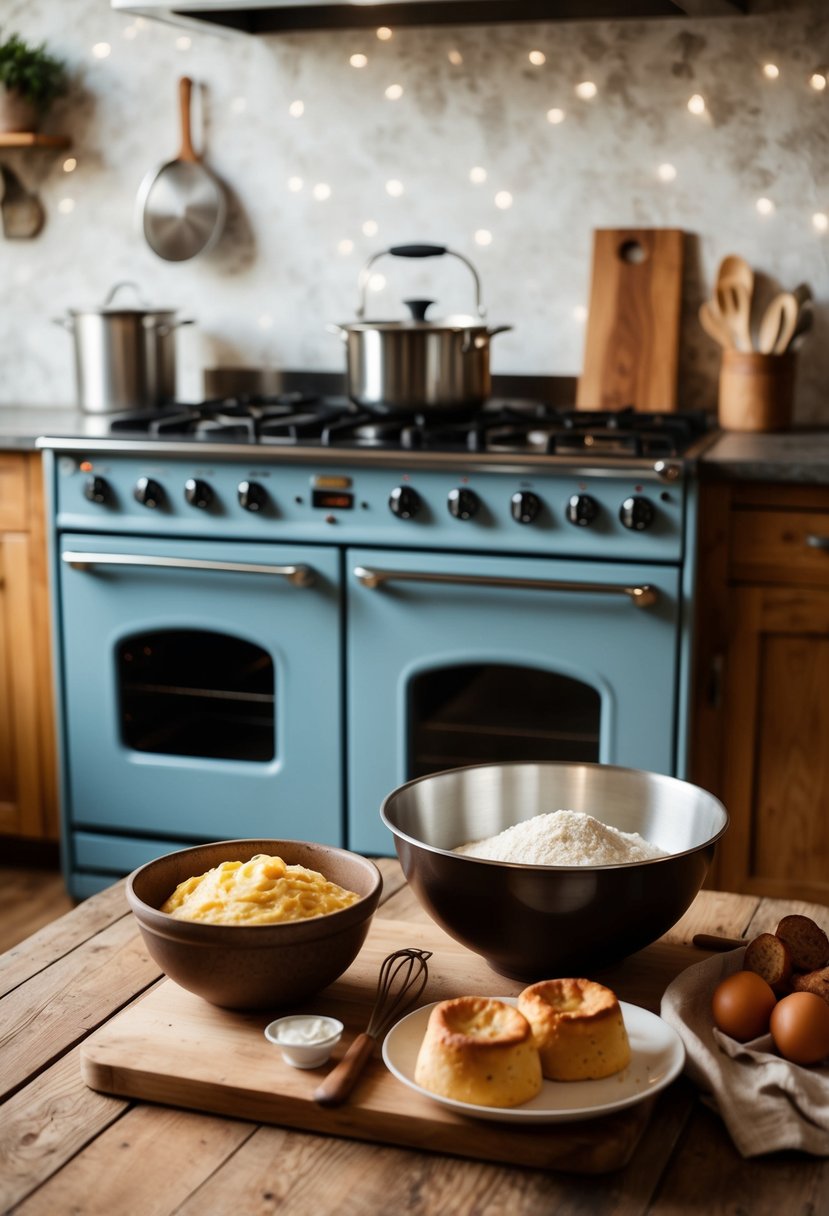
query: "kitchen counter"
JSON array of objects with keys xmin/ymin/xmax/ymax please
[{"xmin": 2, "ymin": 861, "xmax": 827, "ymax": 1212}]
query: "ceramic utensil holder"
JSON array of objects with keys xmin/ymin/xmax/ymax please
[{"xmin": 718, "ymin": 349, "xmax": 795, "ymax": 432}]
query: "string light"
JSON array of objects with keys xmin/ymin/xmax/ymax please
[
  {"xmin": 762, "ymin": 63, "xmax": 779, "ymax": 79},
  {"xmin": 175, "ymin": 36, "xmax": 191, "ymax": 51},
  {"xmin": 58, "ymin": 198, "xmax": 75, "ymax": 214},
  {"xmin": 474, "ymin": 229, "xmax": 493, "ymax": 246},
  {"xmin": 312, "ymin": 183, "xmax": 332, "ymax": 201},
  {"xmin": 385, "ymin": 179, "xmax": 404, "ymax": 197},
  {"xmin": 350, "ymin": 53, "xmax": 368, "ymax": 68},
  {"xmin": 376, "ymin": 27, "xmax": 392, "ymax": 41},
  {"xmin": 573, "ymin": 305, "xmax": 588, "ymax": 322},
  {"xmin": 338, "ymin": 239, "xmax": 354, "ymax": 255},
  {"xmin": 546, "ymin": 108, "xmax": 565, "ymax": 124},
  {"xmin": 384, "ymin": 84, "xmax": 403, "ymax": 100},
  {"xmin": 810, "ymin": 70, "xmax": 827, "ymax": 91},
  {"xmin": 756, "ymin": 197, "xmax": 775, "ymax": 215},
  {"xmin": 62, "ymin": 157, "xmax": 77, "ymax": 173},
  {"xmin": 257, "ymin": 314, "xmax": 274, "ymax": 330},
  {"xmin": 362, "ymin": 219, "xmax": 379, "ymax": 236},
  {"xmin": 448, "ymin": 50, "xmax": 463, "ymax": 66},
  {"xmin": 529, "ymin": 51, "xmax": 546, "ymax": 66},
  {"xmin": 91, "ymin": 42, "xmax": 111, "ymax": 58},
  {"xmin": 287, "ymin": 176, "xmax": 303, "ymax": 192},
  {"xmin": 494, "ymin": 191, "xmax": 513, "ymax": 210},
  {"xmin": 575, "ymin": 81, "xmax": 597, "ymax": 100},
  {"xmin": 813, "ymin": 212, "xmax": 828, "ymax": 232},
  {"xmin": 368, "ymin": 273, "xmax": 386, "ymax": 293},
  {"xmin": 657, "ymin": 163, "xmax": 677, "ymax": 182},
  {"xmin": 469, "ymin": 166, "xmax": 487, "ymax": 183},
  {"xmin": 122, "ymin": 24, "xmax": 139, "ymax": 40},
  {"xmin": 687, "ymin": 94, "xmax": 706, "ymax": 114},
  {"xmin": 289, "ymin": 100, "xmax": 304, "ymax": 117}
]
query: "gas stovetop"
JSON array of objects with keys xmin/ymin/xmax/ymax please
[{"xmin": 105, "ymin": 395, "xmax": 712, "ymax": 460}]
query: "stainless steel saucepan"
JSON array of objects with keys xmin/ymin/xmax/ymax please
[
  {"xmin": 54, "ymin": 282, "xmax": 193, "ymax": 413},
  {"xmin": 330, "ymin": 244, "xmax": 512, "ymax": 412}
]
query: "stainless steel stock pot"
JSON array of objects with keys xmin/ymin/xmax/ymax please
[
  {"xmin": 55, "ymin": 281, "xmax": 193, "ymax": 413},
  {"xmin": 330, "ymin": 244, "xmax": 512, "ymax": 412}
]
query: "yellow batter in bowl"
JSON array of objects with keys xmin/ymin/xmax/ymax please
[{"xmin": 160, "ymin": 853, "xmax": 360, "ymax": 925}]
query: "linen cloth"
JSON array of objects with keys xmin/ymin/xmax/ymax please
[{"xmin": 660, "ymin": 947, "xmax": 829, "ymax": 1157}]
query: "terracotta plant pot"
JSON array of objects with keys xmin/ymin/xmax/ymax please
[{"xmin": 0, "ymin": 86, "xmax": 40, "ymax": 133}]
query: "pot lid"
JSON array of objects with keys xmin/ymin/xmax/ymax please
[
  {"xmin": 341, "ymin": 298, "xmax": 487, "ymax": 331},
  {"xmin": 67, "ymin": 281, "xmax": 178, "ymax": 317}
]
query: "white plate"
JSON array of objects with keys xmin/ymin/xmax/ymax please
[{"xmin": 381, "ymin": 997, "xmax": 685, "ymax": 1124}]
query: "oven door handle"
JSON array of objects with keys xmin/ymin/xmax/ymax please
[
  {"xmin": 353, "ymin": 565, "xmax": 659, "ymax": 608},
  {"xmin": 61, "ymin": 551, "xmax": 315, "ymax": 587}
]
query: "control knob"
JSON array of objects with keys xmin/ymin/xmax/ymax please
[
  {"xmin": 389, "ymin": 485, "xmax": 421, "ymax": 520},
  {"xmin": 510, "ymin": 490, "xmax": 541, "ymax": 524},
  {"xmin": 83, "ymin": 476, "xmax": 110, "ymax": 505},
  {"xmin": 238, "ymin": 480, "xmax": 268, "ymax": 512},
  {"xmin": 448, "ymin": 487, "xmax": 479, "ymax": 521},
  {"xmin": 619, "ymin": 495, "xmax": 656, "ymax": 531},
  {"xmin": 566, "ymin": 493, "xmax": 600, "ymax": 527},
  {"xmin": 134, "ymin": 477, "xmax": 164, "ymax": 509},
  {"xmin": 184, "ymin": 478, "xmax": 213, "ymax": 510}
]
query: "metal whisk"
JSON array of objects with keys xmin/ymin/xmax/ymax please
[{"xmin": 313, "ymin": 947, "xmax": 432, "ymax": 1108}]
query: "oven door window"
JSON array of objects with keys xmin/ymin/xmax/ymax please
[
  {"xmin": 119, "ymin": 630, "xmax": 275, "ymax": 762},
  {"xmin": 410, "ymin": 664, "xmax": 600, "ymax": 776}
]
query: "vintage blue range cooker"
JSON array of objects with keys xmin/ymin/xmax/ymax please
[{"xmin": 38, "ymin": 383, "xmax": 713, "ymax": 898}]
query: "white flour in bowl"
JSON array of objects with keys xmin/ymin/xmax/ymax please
[{"xmin": 453, "ymin": 809, "xmax": 667, "ymax": 866}]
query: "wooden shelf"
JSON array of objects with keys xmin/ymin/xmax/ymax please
[{"xmin": 0, "ymin": 132, "xmax": 71, "ymax": 149}]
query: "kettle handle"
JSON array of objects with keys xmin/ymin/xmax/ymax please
[{"xmin": 355, "ymin": 245, "xmax": 486, "ymax": 321}]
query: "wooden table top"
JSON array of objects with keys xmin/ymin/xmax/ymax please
[{"xmin": 2, "ymin": 860, "xmax": 828, "ymax": 1215}]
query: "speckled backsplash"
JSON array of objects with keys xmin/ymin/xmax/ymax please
[{"xmin": 1, "ymin": 0, "xmax": 827, "ymax": 418}]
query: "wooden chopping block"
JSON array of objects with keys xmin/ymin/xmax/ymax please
[{"xmin": 576, "ymin": 228, "xmax": 684, "ymax": 413}]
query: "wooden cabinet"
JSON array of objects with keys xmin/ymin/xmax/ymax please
[
  {"xmin": 692, "ymin": 480, "xmax": 829, "ymax": 903},
  {"xmin": 0, "ymin": 452, "xmax": 58, "ymax": 840}
]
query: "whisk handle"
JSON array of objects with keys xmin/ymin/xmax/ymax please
[{"xmin": 313, "ymin": 1033, "xmax": 375, "ymax": 1108}]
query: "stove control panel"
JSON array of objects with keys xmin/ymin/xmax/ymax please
[{"xmin": 54, "ymin": 453, "xmax": 689, "ymax": 563}]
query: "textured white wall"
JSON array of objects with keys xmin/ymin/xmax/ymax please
[{"xmin": 1, "ymin": 0, "xmax": 827, "ymax": 417}]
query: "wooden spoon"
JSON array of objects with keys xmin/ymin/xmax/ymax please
[
  {"xmin": 716, "ymin": 281, "xmax": 753, "ymax": 352},
  {"xmin": 698, "ymin": 300, "xmax": 734, "ymax": 348},
  {"xmin": 716, "ymin": 254, "xmax": 754, "ymax": 297},
  {"xmin": 758, "ymin": 292, "xmax": 800, "ymax": 354}
]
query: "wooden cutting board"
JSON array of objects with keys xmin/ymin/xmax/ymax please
[
  {"xmin": 576, "ymin": 228, "xmax": 685, "ymax": 413},
  {"xmin": 81, "ymin": 915, "xmax": 695, "ymax": 1174}
]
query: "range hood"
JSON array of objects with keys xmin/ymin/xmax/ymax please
[{"xmin": 112, "ymin": 0, "xmax": 747, "ymax": 37}]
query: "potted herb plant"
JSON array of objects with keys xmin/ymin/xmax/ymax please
[{"xmin": 0, "ymin": 32, "xmax": 67, "ymax": 133}]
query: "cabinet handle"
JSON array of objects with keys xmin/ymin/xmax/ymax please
[
  {"xmin": 353, "ymin": 565, "xmax": 659, "ymax": 608},
  {"xmin": 61, "ymin": 551, "xmax": 315, "ymax": 586},
  {"xmin": 806, "ymin": 534, "xmax": 829, "ymax": 552}
]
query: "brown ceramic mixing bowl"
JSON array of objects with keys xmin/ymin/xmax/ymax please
[
  {"xmin": 126, "ymin": 839, "xmax": 382, "ymax": 1010},
  {"xmin": 380, "ymin": 761, "xmax": 728, "ymax": 980}
]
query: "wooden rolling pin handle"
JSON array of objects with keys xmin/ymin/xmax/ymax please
[
  {"xmin": 313, "ymin": 1032, "xmax": 376, "ymax": 1108},
  {"xmin": 693, "ymin": 933, "xmax": 747, "ymax": 951}
]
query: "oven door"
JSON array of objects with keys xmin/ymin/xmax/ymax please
[
  {"xmin": 57, "ymin": 534, "xmax": 342, "ymax": 859},
  {"xmin": 347, "ymin": 547, "xmax": 683, "ymax": 855}
]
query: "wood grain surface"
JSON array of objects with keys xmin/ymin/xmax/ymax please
[
  {"xmin": 576, "ymin": 228, "xmax": 684, "ymax": 413},
  {"xmin": 2, "ymin": 861, "xmax": 828, "ymax": 1215},
  {"xmin": 80, "ymin": 915, "xmax": 679, "ymax": 1175}
]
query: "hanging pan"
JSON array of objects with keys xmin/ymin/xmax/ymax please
[{"xmin": 137, "ymin": 76, "xmax": 226, "ymax": 262}]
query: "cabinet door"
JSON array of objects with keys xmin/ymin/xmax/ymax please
[
  {"xmin": 718, "ymin": 584, "xmax": 829, "ymax": 902},
  {"xmin": 0, "ymin": 533, "xmax": 44, "ymax": 836}
]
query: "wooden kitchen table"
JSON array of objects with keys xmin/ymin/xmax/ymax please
[{"xmin": 2, "ymin": 860, "xmax": 827, "ymax": 1216}]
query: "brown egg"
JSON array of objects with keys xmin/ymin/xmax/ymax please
[
  {"xmin": 770, "ymin": 992, "xmax": 829, "ymax": 1066},
  {"xmin": 711, "ymin": 970, "xmax": 777, "ymax": 1041}
]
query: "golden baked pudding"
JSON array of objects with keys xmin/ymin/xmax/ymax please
[
  {"xmin": 518, "ymin": 978, "xmax": 631, "ymax": 1081},
  {"xmin": 414, "ymin": 996, "xmax": 543, "ymax": 1107}
]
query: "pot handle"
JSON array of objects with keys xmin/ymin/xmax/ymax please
[
  {"xmin": 148, "ymin": 318, "xmax": 195, "ymax": 335},
  {"xmin": 463, "ymin": 324, "xmax": 514, "ymax": 353},
  {"xmin": 356, "ymin": 245, "xmax": 486, "ymax": 321},
  {"xmin": 326, "ymin": 323, "xmax": 348, "ymax": 343},
  {"xmin": 104, "ymin": 280, "xmax": 148, "ymax": 307},
  {"xmin": 52, "ymin": 316, "xmax": 73, "ymax": 331}
]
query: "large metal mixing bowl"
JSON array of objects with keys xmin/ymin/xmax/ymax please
[{"xmin": 380, "ymin": 762, "xmax": 728, "ymax": 979}]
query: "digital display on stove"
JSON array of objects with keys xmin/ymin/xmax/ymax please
[{"xmin": 312, "ymin": 490, "xmax": 354, "ymax": 510}]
